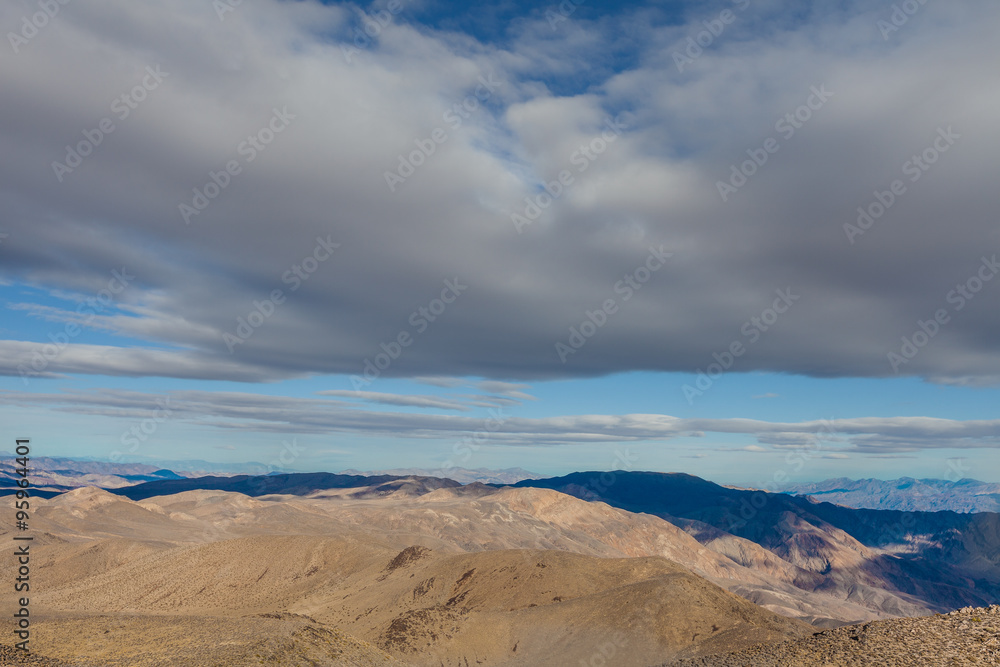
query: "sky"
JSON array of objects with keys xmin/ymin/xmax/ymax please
[{"xmin": 1, "ymin": 0, "xmax": 999, "ymax": 486}]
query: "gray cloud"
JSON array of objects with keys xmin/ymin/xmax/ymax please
[
  {"xmin": 1, "ymin": 388, "xmax": 997, "ymax": 453},
  {"xmin": 0, "ymin": 0, "xmax": 998, "ymax": 386}
]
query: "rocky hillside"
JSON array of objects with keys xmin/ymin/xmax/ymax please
[{"xmin": 669, "ymin": 604, "xmax": 1000, "ymax": 666}]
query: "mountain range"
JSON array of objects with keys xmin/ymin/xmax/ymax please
[
  {"xmin": 510, "ymin": 471, "xmax": 1000, "ymax": 615},
  {"xmin": 6, "ymin": 468, "xmax": 998, "ymax": 665},
  {"xmin": 99, "ymin": 469, "xmax": 1000, "ymax": 623},
  {"xmin": 781, "ymin": 477, "xmax": 1000, "ymax": 513}
]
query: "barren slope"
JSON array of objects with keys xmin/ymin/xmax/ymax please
[{"xmin": 11, "ymin": 486, "xmax": 817, "ymax": 666}]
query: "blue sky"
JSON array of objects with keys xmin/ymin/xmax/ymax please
[{"xmin": 1, "ymin": 0, "xmax": 999, "ymax": 484}]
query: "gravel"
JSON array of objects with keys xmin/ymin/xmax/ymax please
[{"xmin": 669, "ymin": 605, "xmax": 1000, "ymax": 666}]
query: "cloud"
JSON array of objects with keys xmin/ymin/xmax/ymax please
[
  {"xmin": 753, "ymin": 393, "xmax": 780, "ymax": 399},
  {"xmin": 0, "ymin": 341, "xmax": 282, "ymax": 383},
  {"xmin": 413, "ymin": 376, "xmax": 468, "ymax": 388},
  {"xmin": 475, "ymin": 380, "xmax": 536, "ymax": 401},
  {"xmin": 315, "ymin": 390, "xmax": 472, "ymax": 411},
  {"xmin": 3, "ymin": 388, "xmax": 999, "ymax": 453},
  {"xmin": 0, "ymin": 0, "xmax": 998, "ymax": 388}
]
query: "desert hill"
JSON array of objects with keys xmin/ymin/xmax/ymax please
[
  {"xmin": 132, "ymin": 482, "xmax": 916, "ymax": 623},
  {"xmin": 5, "ymin": 490, "xmax": 814, "ymax": 665},
  {"xmin": 3, "ymin": 484, "xmax": 821, "ymax": 666},
  {"xmin": 54, "ymin": 476, "xmax": 965, "ymax": 623}
]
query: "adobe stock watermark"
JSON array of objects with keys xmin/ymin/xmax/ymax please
[
  {"xmin": 944, "ymin": 457, "xmax": 970, "ymax": 482},
  {"xmin": 569, "ymin": 449, "xmax": 639, "ymax": 501},
  {"xmin": 578, "ymin": 630, "xmax": 630, "ymax": 667},
  {"xmin": 556, "ymin": 245, "xmax": 672, "ymax": 363},
  {"xmin": 7, "ymin": 0, "xmax": 71, "ymax": 54},
  {"xmin": 545, "ymin": 0, "xmax": 587, "ymax": 31},
  {"xmin": 877, "ymin": 0, "xmax": 931, "ymax": 40},
  {"xmin": 179, "ymin": 106, "xmax": 295, "ymax": 224},
  {"xmin": 341, "ymin": 0, "xmax": 405, "ymax": 63},
  {"xmin": 223, "ymin": 235, "xmax": 340, "ymax": 352},
  {"xmin": 247, "ymin": 438, "xmax": 306, "ymax": 495},
  {"xmin": 350, "ymin": 278, "xmax": 467, "ymax": 389},
  {"xmin": 438, "ymin": 407, "xmax": 511, "ymax": 473},
  {"xmin": 512, "ymin": 112, "xmax": 632, "ymax": 234},
  {"xmin": 110, "ymin": 397, "xmax": 174, "ymax": 463},
  {"xmin": 844, "ymin": 126, "xmax": 959, "ymax": 244},
  {"xmin": 887, "ymin": 254, "xmax": 998, "ymax": 372},
  {"xmin": 384, "ymin": 73, "xmax": 504, "ymax": 192},
  {"xmin": 51, "ymin": 66, "xmax": 169, "ymax": 182},
  {"xmin": 213, "ymin": 0, "xmax": 244, "ymax": 22},
  {"xmin": 716, "ymin": 84, "xmax": 834, "ymax": 202},
  {"xmin": 672, "ymin": 0, "xmax": 751, "ymax": 72},
  {"xmin": 17, "ymin": 267, "xmax": 134, "ymax": 385},
  {"xmin": 682, "ymin": 288, "xmax": 799, "ymax": 403},
  {"xmin": 722, "ymin": 418, "xmax": 835, "ymax": 533}
]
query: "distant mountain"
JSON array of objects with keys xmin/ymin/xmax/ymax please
[
  {"xmin": 780, "ymin": 477, "xmax": 1000, "ymax": 513},
  {"xmin": 0, "ymin": 455, "xmax": 187, "ymax": 498},
  {"xmin": 510, "ymin": 471, "xmax": 1000, "ymax": 615},
  {"xmin": 105, "ymin": 457, "xmax": 279, "ymax": 476},
  {"xmin": 339, "ymin": 466, "xmax": 543, "ymax": 485},
  {"xmin": 107, "ymin": 471, "xmax": 461, "ymax": 501}
]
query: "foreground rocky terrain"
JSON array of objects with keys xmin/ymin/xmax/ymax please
[
  {"xmin": 6, "ymin": 607, "xmax": 998, "ymax": 666},
  {"xmin": 2, "ymin": 613, "xmax": 401, "ymax": 666},
  {"xmin": 670, "ymin": 605, "xmax": 1000, "ymax": 666}
]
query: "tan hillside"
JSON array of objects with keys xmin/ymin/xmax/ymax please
[
  {"xmin": 8, "ymin": 480, "xmax": 987, "ymax": 665},
  {"xmin": 26, "ymin": 537, "xmax": 810, "ymax": 666},
  {"xmin": 14, "ymin": 483, "xmax": 921, "ymax": 624},
  {"xmin": 6, "ymin": 485, "xmax": 819, "ymax": 666}
]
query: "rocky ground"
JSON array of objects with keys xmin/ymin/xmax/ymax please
[
  {"xmin": 0, "ymin": 613, "xmax": 401, "ymax": 667},
  {"xmin": 0, "ymin": 646, "xmax": 72, "ymax": 666},
  {"xmin": 669, "ymin": 605, "xmax": 1000, "ymax": 666},
  {"xmin": 4, "ymin": 607, "xmax": 998, "ymax": 666}
]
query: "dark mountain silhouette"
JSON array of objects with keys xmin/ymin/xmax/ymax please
[{"xmin": 108, "ymin": 471, "xmax": 461, "ymax": 501}]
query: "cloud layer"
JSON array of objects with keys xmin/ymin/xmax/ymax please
[
  {"xmin": 2, "ymin": 0, "xmax": 999, "ymax": 386},
  {"xmin": 2, "ymin": 386, "xmax": 997, "ymax": 454}
]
